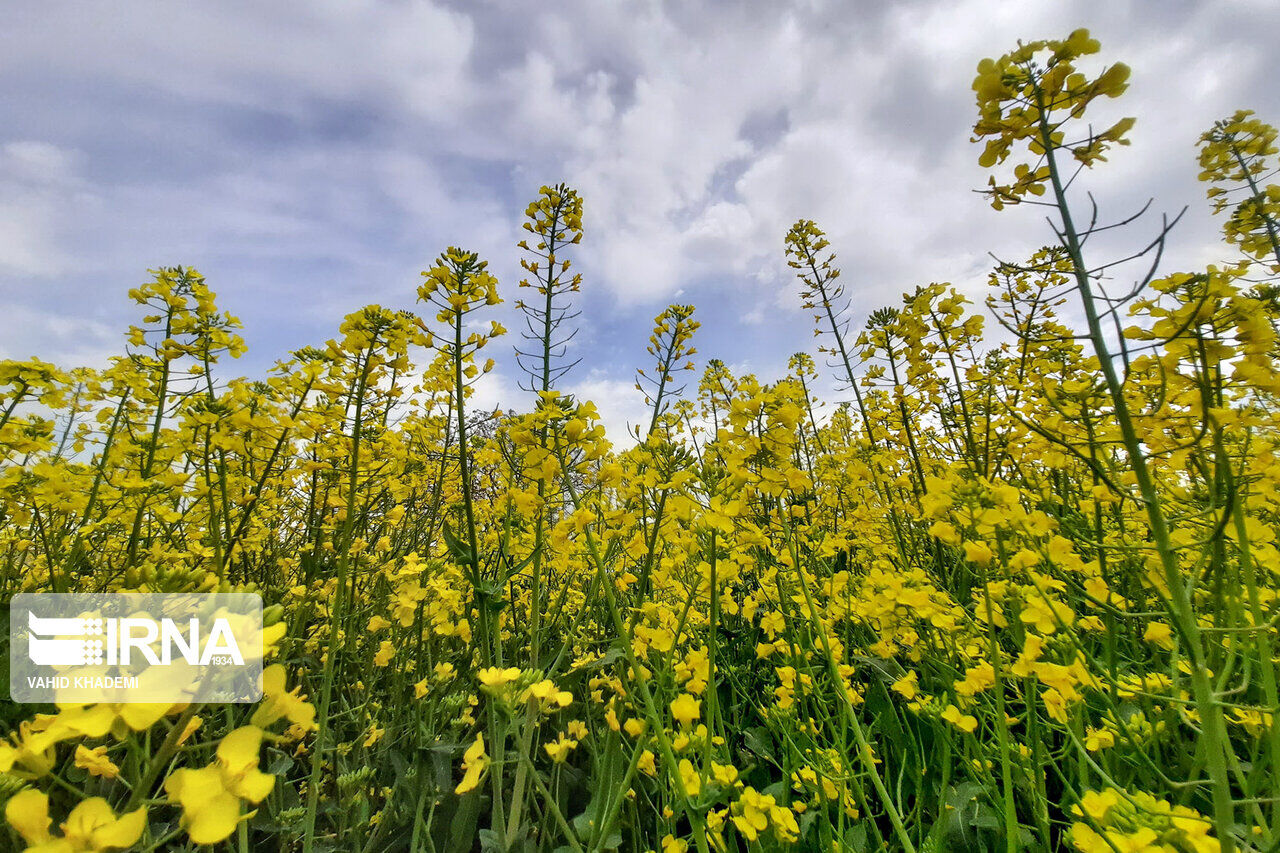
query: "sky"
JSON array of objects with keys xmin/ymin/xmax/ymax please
[{"xmin": 2, "ymin": 0, "xmax": 1276, "ymax": 442}]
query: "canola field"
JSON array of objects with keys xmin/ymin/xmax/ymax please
[{"xmin": 1, "ymin": 30, "xmax": 1278, "ymax": 853}]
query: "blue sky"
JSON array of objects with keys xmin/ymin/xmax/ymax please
[{"xmin": 2, "ymin": 0, "xmax": 1276, "ymax": 440}]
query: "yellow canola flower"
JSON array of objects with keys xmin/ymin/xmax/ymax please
[
  {"xmin": 731, "ymin": 786, "xmax": 774, "ymax": 841},
  {"xmin": 661, "ymin": 835, "xmax": 689, "ymax": 853},
  {"xmin": 711, "ymin": 762, "xmax": 739, "ymax": 787},
  {"xmin": 955, "ymin": 662, "xmax": 996, "ymax": 697},
  {"xmin": 670, "ymin": 693, "xmax": 701, "ymax": 727},
  {"xmin": 1020, "ymin": 595, "xmax": 1073, "ymax": 635},
  {"xmin": 677, "ymin": 759, "xmax": 701, "ymax": 797},
  {"xmin": 891, "ymin": 671, "xmax": 919, "ymax": 700},
  {"xmin": 1084, "ymin": 727, "xmax": 1115, "ymax": 752},
  {"xmin": 73, "ymin": 745, "xmax": 120, "ymax": 780},
  {"xmin": 942, "ymin": 705, "xmax": 978, "ymax": 734},
  {"xmin": 759, "ymin": 611, "xmax": 785, "ymax": 638},
  {"xmin": 478, "ymin": 666, "xmax": 522, "ymax": 689},
  {"xmin": 0, "ymin": 716, "xmax": 73, "ymax": 779},
  {"xmin": 963, "ymin": 540, "xmax": 995, "ymax": 566},
  {"xmin": 56, "ymin": 703, "xmax": 171, "ymax": 741},
  {"xmin": 165, "ymin": 725, "xmax": 276, "ymax": 844},
  {"xmin": 543, "ymin": 734, "xmax": 578, "ymax": 764},
  {"xmin": 1068, "ymin": 787, "xmax": 1220, "ymax": 853},
  {"xmin": 1143, "ymin": 622, "xmax": 1174, "ymax": 649},
  {"xmin": 250, "ymin": 664, "xmax": 317, "ymax": 738},
  {"xmin": 524, "ymin": 679, "xmax": 573, "ymax": 710},
  {"xmin": 1078, "ymin": 789, "xmax": 1119, "ymax": 822},
  {"xmin": 5, "ymin": 788, "xmax": 145, "ymax": 852},
  {"xmin": 455, "ymin": 732, "xmax": 490, "ymax": 795}
]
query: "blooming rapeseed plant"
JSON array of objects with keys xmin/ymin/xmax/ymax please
[{"xmin": 0, "ymin": 32, "xmax": 1275, "ymax": 852}]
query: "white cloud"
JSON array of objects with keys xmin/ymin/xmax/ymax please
[
  {"xmin": 2, "ymin": 2, "xmax": 477, "ymax": 122},
  {"xmin": 467, "ymin": 364, "xmax": 522, "ymax": 417},
  {"xmin": 568, "ymin": 372, "xmax": 650, "ymax": 448},
  {"xmin": 0, "ymin": 141, "xmax": 95, "ymax": 276},
  {"xmin": 0, "ymin": 304, "xmax": 117, "ymax": 366},
  {"xmin": 1, "ymin": 0, "xmax": 1276, "ymax": 396}
]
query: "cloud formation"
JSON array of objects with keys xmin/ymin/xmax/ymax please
[{"xmin": 2, "ymin": 0, "xmax": 1276, "ymax": 418}]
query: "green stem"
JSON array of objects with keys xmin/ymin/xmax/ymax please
[
  {"xmin": 1034, "ymin": 84, "xmax": 1238, "ymax": 850},
  {"xmin": 302, "ymin": 341, "xmax": 378, "ymax": 853}
]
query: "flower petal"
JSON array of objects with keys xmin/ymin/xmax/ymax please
[
  {"xmin": 91, "ymin": 805, "xmax": 147, "ymax": 850},
  {"xmin": 184, "ymin": 791, "xmax": 243, "ymax": 845},
  {"xmin": 216, "ymin": 726, "xmax": 264, "ymax": 774},
  {"xmin": 5, "ymin": 788, "xmax": 53, "ymax": 843}
]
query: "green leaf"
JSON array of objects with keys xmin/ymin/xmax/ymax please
[
  {"xmin": 843, "ymin": 824, "xmax": 869, "ymax": 852},
  {"xmin": 448, "ymin": 789, "xmax": 484, "ymax": 852},
  {"xmin": 442, "ymin": 520, "xmax": 473, "ymax": 566}
]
